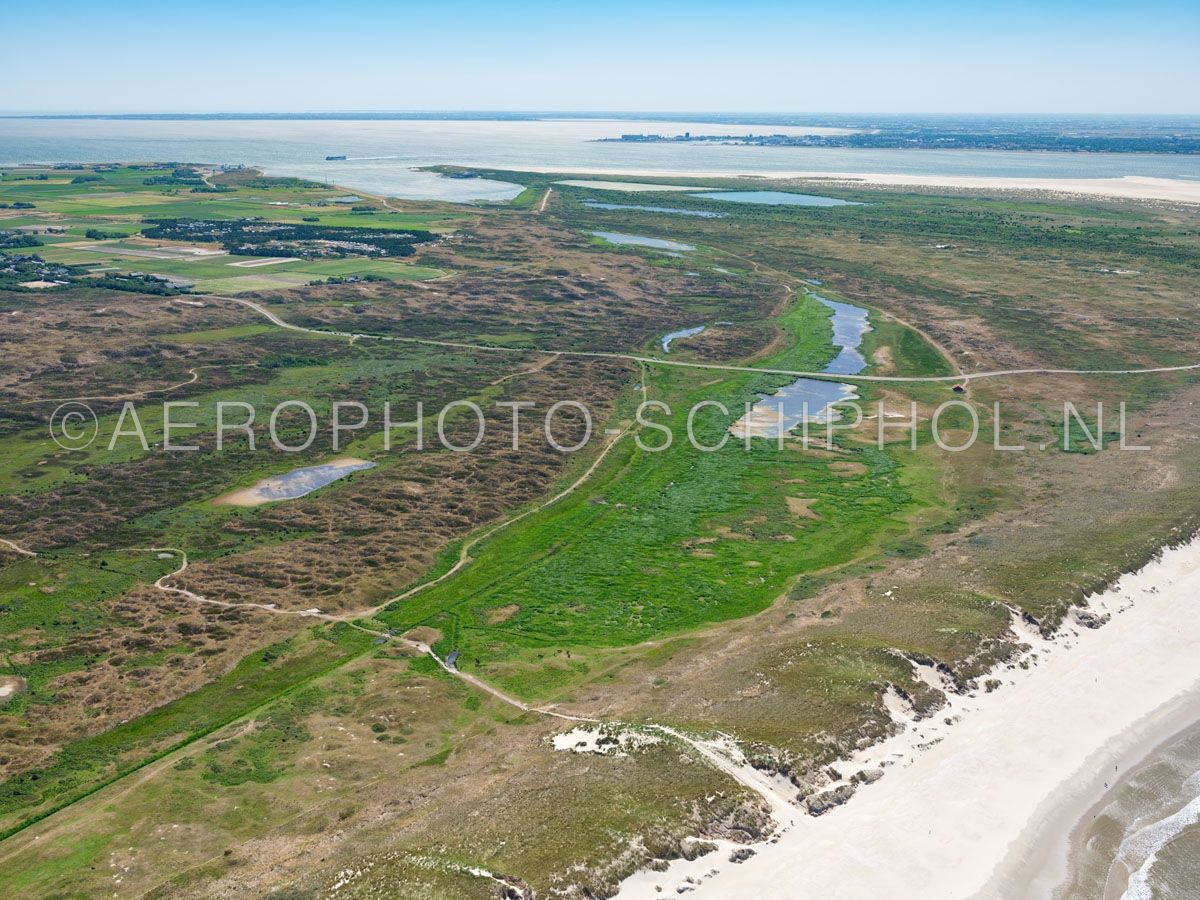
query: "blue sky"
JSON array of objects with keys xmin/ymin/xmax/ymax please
[{"xmin": 7, "ymin": 0, "xmax": 1198, "ymax": 113}]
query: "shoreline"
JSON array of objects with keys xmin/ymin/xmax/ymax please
[
  {"xmin": 507, "ymin": 167, "xmax": 1200, "ymax": 204},
  {"xmin": 1047, "ymin": 713, "xmax": 1200, "ymax": 900},
  {"xmin": 615, "ymin": 535, "xmax": 1200, "ymax": 899},
  {"xmin": 990, "ymin": 683, "xmax": 1200, "ymax": 899}
]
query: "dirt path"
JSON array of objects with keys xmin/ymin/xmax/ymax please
[
  {"xmin": 130, "ymin": 547, "xmax": 364, "ymax": 625},
  {"xmin": 536, "ymin": 188, "xmax": 553, "ymax": 213},
  {"xmin": 489, "ymin": 351, "xmax": 560, "ymax": 386},
  {"xmin": 381, "ymin": 425, "xmax": 630, "ymax": 612},
  {"xmin": 0, "ymin": 538, "xmax": 35, "ymax": 557},
  {"xmin": 220, "ymin": 295, "xmax": 1199, "ymax": 386},
  {"xmin": 714, "ymin": 246, "xmax": 960, "ymax": 377},
  {"xmin": 131, "ymin": 424, "xmax": 631, "ymax": 630},
  {"xmin": 139, "ymin": 543, "xmax": 795, "ymax": 820},
  {"xmin": 19, "ymin": 364, "xmax": 255, "ymax": 406}
]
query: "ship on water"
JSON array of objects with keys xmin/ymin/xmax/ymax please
[{"xmin": 325, "ymin": 154, "xmax": 347, "ymax": 160}]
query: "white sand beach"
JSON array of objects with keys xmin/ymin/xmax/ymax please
[
  {"xmin": 537, "ymin": 170, "xmax": 1200, "ymax": 204},
  {"xmin": 616, "ymin": 536, "xmax": 1200, "ymax": 899},
  {"xmin": 831, "ymin": 173, "xmax": 1200, "ymax": 205}
]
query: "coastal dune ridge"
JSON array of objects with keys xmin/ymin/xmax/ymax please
[{"xmin": 615, "ymin": 533, "xmax": 1200, "ymax": 899}]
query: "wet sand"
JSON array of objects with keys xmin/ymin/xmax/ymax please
[{"xmin": 1051, "ymin": 717, "xmax": 1200, "ymax": 900}]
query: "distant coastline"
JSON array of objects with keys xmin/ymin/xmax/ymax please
[
  {"xmin": 5, "ymin": 117, "xmax": 1200, "ymax": 205},
  {"xmin": 597, "ymin": 130, "xmax": 1200, "ymax": 154}
]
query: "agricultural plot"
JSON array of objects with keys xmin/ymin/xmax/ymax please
[{"xmin": 0, "ymin": 166, "xmax": 457, "ymax": 293}]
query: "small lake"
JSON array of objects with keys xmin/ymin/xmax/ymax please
[
  {"xmin": 690, "ymin": 191, "xmax": 862, "ymax": 207},
  {"xmin": 661, "ymin": 325, "xmax": 706, "ymax": 352},
  {"xmin": 581, "ymin": 200, "xmax": 724, "ymax": 218},
  {"xmin": 732, "ymin": 293, "xmax": 871, "ymax": 439},
  {"xmin": 216, "ymin": 458, "xmax": 376, "ymax": 506},
  {"xmin": 592, "ymin": 231, "xmax": 695, "ymax": 252},
  {"xmin": 816, "ymin": 295, "xmax": 873, "ymax": 375}
]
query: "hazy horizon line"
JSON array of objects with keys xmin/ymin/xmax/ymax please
[{"xmin": 3, "ymin": 110, "xmax": 1198, "ymax": 121}]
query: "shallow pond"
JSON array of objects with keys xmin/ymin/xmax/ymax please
[
  {"xmin": 581, "ymin": 199, "xmax": 724, "ymax": 218},
  {"xmin": 661, "ymin": 325, "xmax": 706, "ymax": 352},
  {"xmin": 216, "ymin": 458, "xmax": 376, "ymax": 506},
  {"xmin": 733, "ymin": 293, "xmax": 872, "ymax": 438},
  {"xmin": 690, "ymin": 191, "xmax": 862, "ymax": 207},
  {"xmin": 591, "ymin": 231, "xmax": 696, "ymax": 252},
  {"xmin": 816, "ymin": 295, "xmax": 872, "ymax": 375}
]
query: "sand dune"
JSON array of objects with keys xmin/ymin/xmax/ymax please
[{"xmin": 619, "ymin": 537, "xmax": 1200, "ymax": 899}]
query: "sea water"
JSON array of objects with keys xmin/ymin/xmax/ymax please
[{"xmin": 2, "ymin": 118, "xmax": 1197, "ymax": 202}]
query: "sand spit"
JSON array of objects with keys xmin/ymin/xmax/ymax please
[
  {"xmin": 614, "ymin": 534, "xmax": 1200, "ymax": 899},
  {"xmin": 834, "ymin": 173, "xmax": 1200, "ymax": 205},
  {"xmin": 535, "ymin": 170, "xmax": 1200, "ymax": 205}
]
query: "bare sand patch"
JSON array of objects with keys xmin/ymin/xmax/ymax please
[
  {"xmin": 872, "ymin": 345, "xmax": 894, "ymax": 373},
  {"xmin": 551, "ymin": 725, "xmax": 663, "ymax": 756},
  {"xmin": 0, "ymin": 676, "xmax": 27, "ymax": 701},
  {"xmin": 829, "ymin": 461, "xmax": 868, "ymax": 477},
  {"xmin": 834, "ymin": 173, "xmax": 1200, "ymax": 205},
  {"xmin": 402, "ymin": 626, "xmax": 442, "ymax": 647},
  {"xmin": 714, "ymin": 526, "xmax": 751, "ymax": 542},
  {"xmin": 785, "ymin": 497, "xmax": 821, "ymax": 519},
  {"xmin": 484, "ymin": 604, "xmax": 520, "ymax": 625}
]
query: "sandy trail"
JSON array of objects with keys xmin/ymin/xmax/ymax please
[
  {"xmin": 18, "ymin": 364, "xmax": 258, "ymax": 405},
  {"xmin": 488, "ymin": 351, "xmax": 560, "ymax": 386},
  {"xmin": 383, "ymin": 425, "xmax": 630, "ymax": 610},
  {"xmin": 221, "ymin": 296, "xmax": 1199, "ymax": 386},
  {"xmin": 0, "ymin": 538, "xmax": 35, "ymax": 557}
]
